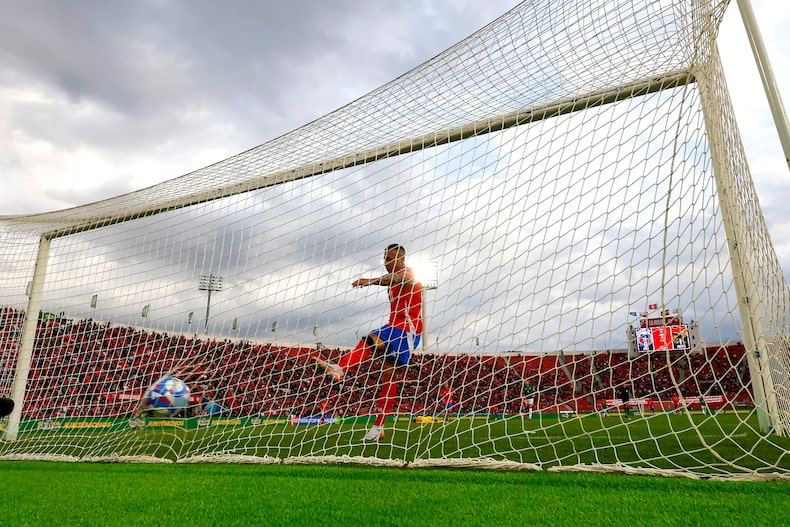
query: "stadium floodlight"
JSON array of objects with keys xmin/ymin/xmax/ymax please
[
  {"xmin": 413, "ymin": 259, "xmax": 439, "ymax": 291},
  {"xmin": 412, "ymin": 259, "xmax": 438, "ymax": 352},
  {"xmin": 198, "ymin": 274, "xmax": 223, "ymax": 334}
]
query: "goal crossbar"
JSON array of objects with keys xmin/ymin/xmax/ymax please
[{"xmin": 29, "ymin": 70, "xmax": 693, "ymax": 241}]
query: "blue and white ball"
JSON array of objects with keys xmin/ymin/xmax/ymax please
[{"xmin": 143, "ymin": 376, "xmax": 190, "ymax": 417}]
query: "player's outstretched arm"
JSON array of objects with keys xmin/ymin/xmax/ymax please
[{"xmin": 352, "ymin": 272, "xmax": 414, "ymax": 288}]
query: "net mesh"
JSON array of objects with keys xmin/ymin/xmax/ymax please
[{"xmin": 1, "ymin": 0, "xmax": 789, "ymax": 478}]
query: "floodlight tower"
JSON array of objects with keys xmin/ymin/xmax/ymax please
[{"xmin": 198, "ymin": 274, "xmax": 223, "ymax": 334}]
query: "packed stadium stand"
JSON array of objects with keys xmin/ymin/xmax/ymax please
[{"xmin": 0, "ymin": 308, "xmax": 752, "ymax": 419}]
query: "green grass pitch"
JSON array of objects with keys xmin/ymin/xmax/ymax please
[
  {"xmin": 4, "ymin": 412, "xmax": 788, "ymax": 473},
  {"xmin": 0, "ymin": 460, "xmax": 789, "ymax": 526},
  {"xmin": 1, "ymin": 412, "xmax": 789, "ymax": 525}
]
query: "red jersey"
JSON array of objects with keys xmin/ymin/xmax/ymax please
[
  {"xmin": 388, "ymin": 267, "xmax": 423, "ymax": 335},
  {"xmin": 440, "ymin": 386, "xmax": 453, "ymax": 405}
]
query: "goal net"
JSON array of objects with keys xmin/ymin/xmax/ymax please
[{"xmin": 1, "ymin": 0, "xmax": 789, "ymax": 479}]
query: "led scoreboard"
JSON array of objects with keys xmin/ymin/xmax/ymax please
[{"xmin": 634, "ymin": 311, "xmax": 691, "ymax": 352}]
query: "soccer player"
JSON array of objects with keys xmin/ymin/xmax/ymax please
[
  {"xmin": 618, "ymin": 386, "xmax": 631, "ymax": 418},
  {"xmin": 522, "ymin": 383, "xmax": 535, "ymax": 420},
  {"xmin": 319, "ymin": 399, "xmax": 331, "ymax": 425},
  {"xmin": 699, "ymin": 395, "xmax": 708, "ymax": 415},
  {"xmin": 439, "ymin": 383, "xmax": 454, "ymax": 419},
  {"xmin": 314, "ymin": 244, "xmax": 423, "ymax": 441},
  {"xmin": 672, "ymin": 393, "xmax": 681, "ymax": 415}
]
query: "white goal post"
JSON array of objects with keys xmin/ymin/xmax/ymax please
[{"xmin": 1, "ymin": 0, "xmax": 789, "ymax": 479}]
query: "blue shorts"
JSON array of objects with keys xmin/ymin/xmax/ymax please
[{"xmin": 371, "ymin": 325, "xmax": 420, "ymax": 366}]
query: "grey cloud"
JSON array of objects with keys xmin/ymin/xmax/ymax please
[
  {"xmin": 44, "ymin": 173, "xmax": 137, "ymax": 207},
  {"xmin": 0, "ymin": 0, "xmax": 523, "ymax": 217},
  {"xmin": 1, "ymin": 1, "xmax": 519, "ymax": 139}
]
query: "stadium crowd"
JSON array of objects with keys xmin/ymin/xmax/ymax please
[{"xmin": 0, "ymin": 307, "xmax": 751, "ymax": 419}]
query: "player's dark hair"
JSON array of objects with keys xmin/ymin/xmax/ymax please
[{"xmin": 386, "ymin": 243, "xmax": 405, "ymax": 254}]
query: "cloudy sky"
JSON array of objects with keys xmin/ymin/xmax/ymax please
[
  {"xmin": 0, "ymin": 0, "xmax": 524, "ymax": 214},
  {"xmin": 0, "ymin": 1, "xmax": 787, "ymax": 218},
  {"xmin": 1, "ymin": 1, "xmax": 788, "ymax": 352}
]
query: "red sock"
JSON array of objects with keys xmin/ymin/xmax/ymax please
[
  {"xmin": 373, "ymin": 379, "xmax": 398, "ymax": 427},
  {"xmin": 338, "ymin": 339, "xmax": 371, "ymax": 371}
]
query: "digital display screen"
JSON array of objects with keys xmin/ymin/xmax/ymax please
[{"xmin": 636, "ymin": 325, "xmax": 689, "ymax": 352}]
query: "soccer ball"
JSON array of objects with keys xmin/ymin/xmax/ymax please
[{"xmin": 142, "ymin": 376, "xmax": 190, "ymax": 417}]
